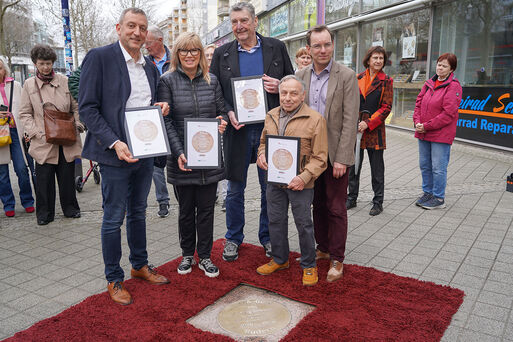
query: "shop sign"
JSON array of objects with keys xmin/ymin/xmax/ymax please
[
  {"xmin": 326, "ymin": 0, "xmax": 356, "ymax": 15},
  {"xmin": 456, "ymin": 87, "xmax": 513, "ymax": 149},
  {"xmin": 270, "ymin": 6, "xmax": 288, "ymax": 37}
]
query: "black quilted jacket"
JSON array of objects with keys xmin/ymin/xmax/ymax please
[{"xmin": 158, "ymin": 67, "xmax": 228, "ymax": 186}]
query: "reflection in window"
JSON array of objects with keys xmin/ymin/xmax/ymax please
[
  {"xmin": 288, "ymin": 38, "xmax": 308, "ymax": 70},
  {"xmin": 288, "ymin": 0, "xmax": 317, "ymax": 34},
  {"xmin": 431, "ymin": 0, "xmax": 513, "ymax": 87},
  {"xmin": 335, "ymin": 27, "xmax": 357, "ymax": 71},
  {"xmin": 360, "ymin": 9, "xmax": 430, "ymax": 128},
  {"xmin": 257, "ymin": 15, "xmax": 269, "ymax": 37},
  {"xmin": 362, "ymin": 0, "xmax": 405, "ymax": 12},
  {"xmin": 325, "ymin": 0, "xmax": 359, "ymax": 24}
]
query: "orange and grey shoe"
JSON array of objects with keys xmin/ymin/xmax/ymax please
[
  {"xmin": 315, "ymin": 249, "xmax": 330, "ymax": 260},
  {"xmin": 326, "ymin": 260, "xmax": 344, "ymax": 283},
  {"xmin": 107, "ymin": 281, "xmax": 132, "ymax": 305},
  {"xmin": 302, "ymin": 267, "xmax": 318, "ymax": 286},
  {"xmin": 256, "ymin": 260, "xmax": 289, "ymax": 275}
]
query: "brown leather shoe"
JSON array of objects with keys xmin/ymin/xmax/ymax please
[
  {"xmin": 326, "ymin": 260, "xmax": 344, "ymax": 283},
  {"xmin": 107, "ymin": 281, "xmax": 132, "ymax": 305},
  {"xmin": 316, "ymin": 249, "xmax": 330, "ymax": 260},
  {"xmin": 131, "ymin": 264, "xmax": 170, "ymax": 284}
]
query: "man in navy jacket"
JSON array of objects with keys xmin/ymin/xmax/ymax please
[{"xmin": 78, "ymin": 8, "xmax": 170, "ymax": 305}]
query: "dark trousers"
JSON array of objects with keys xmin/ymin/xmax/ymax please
[
  {"xmin": 35, "ymin": 146, "xmax": 79, "ymax": 221},
  {"xmin": 99, "ymin": 158, "xmax": 153, "ymax": 282},
  {"xmin": 267, "ymin": 185, "xmax": 315, "ymax": 269},
  {"xmin": 175, "ymin": 182, "xmax": 217, "ymax": 259},
  {"xmin": 313, "ymin": 163, "xmax": 348, "ymax": 262},
  {"xmin": 348, "ymin": 148, "xmax": 384, "ymax": 204}
]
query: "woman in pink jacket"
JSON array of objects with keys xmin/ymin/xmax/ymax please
[{"xmin": 413, "ymin": 53, "xmax": 462, "ymax": 209}]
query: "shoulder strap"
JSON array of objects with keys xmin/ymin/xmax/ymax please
[{"xmin": 8, "ymin": 81, "xmax": 14, "ymax": 112}]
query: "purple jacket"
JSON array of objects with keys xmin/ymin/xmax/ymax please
[{"xmin": 413, "ymin": 73, "xmax": 462, "ymax": 144}]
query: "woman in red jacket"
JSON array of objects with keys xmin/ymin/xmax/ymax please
[
  {"xmin": 347, "ymin": 46, "xmax": 393, "ymax": 216},
  {"xmin": 413, "ymin": 53, "xmax": 462, "ymax": 209}
]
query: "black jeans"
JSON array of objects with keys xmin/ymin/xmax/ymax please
[
  {"xmin": 175, "ymin": 182, "xmax": 217, "ymax": 259},
  {"xmin": 35, "ymin": 146, "xmax": 80, "ymax": 221},
  {"xmin": 348, "ymin": 148, "xmax": 384, "ymax": 205}
]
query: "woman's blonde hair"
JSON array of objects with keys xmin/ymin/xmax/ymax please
[
  {"xmin": 0, "ymin": 57, "xmax": 11, "ymax": 78},
  {"xmin": 171, "ymin": 32, "xmax": 210, "ymax": 84}
]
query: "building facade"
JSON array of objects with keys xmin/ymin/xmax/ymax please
[{"xmin": 204, "ymin": 0, "xmax": 513, "ymax": 151}]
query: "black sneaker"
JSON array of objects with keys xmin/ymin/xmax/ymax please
[
  {"xmin": 369, "ymin": 203, "xmax": 383, "ymax": 216},
  {"xmin": 264, "ymin": 242, "xmax": 272, "ymax": 258},
  {"xmin": 415, "ymin": 193, "xmax": 433, "ymax": 207},
  {"xmin": 177, "ymin": 256, "xmax": 195, "ymax": 275},
  {"xmin": 421, "ymin": 197, "xmax": 446, "ymax": 210},
  {"xmin": 221, "ymin": 199, "xmax": 226, "ymax": 212},
  {"xmin": 222, "ymin": 240, "xmax": 239, "ymax": 261},
  {"xmin": 346, "ymin": 199, "xmax": 357, "ymax": 209},
  {"xmin": 199, "ymin": 258, "xmax": 219, "ymax": 278},
  {"xmin": 158, "ymin": 203, "xmax": 170, "ymax": 218}
]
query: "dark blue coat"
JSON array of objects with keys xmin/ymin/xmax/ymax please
[{"xmin": 78, "ymin": 42, "xmax": 160, "ymax": 167}]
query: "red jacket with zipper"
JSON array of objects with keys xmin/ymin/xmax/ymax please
[{"xmin": 413, "ymin": 72, "xmax": 462, "ymax": 144}]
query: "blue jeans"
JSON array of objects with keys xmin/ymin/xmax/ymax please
[
  {"xmin": 418, "ymin": 140, "xmax": 451, "ymax": 199},
  {"xmin": 225, "ymin": 124, "xmax": 269, "ymax": 246},
  {"xmin": 152, "ymin": 166, "xmax": 169, "ymax": 205},
  {"xmin": 99, "ymin": 158, "xmax": 153, "ymax": 282},
  {"xmin": 0, "ymin": 128, "xmax": 34, "ymax": 211}
]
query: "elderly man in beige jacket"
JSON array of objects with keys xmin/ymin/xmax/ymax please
[
  {"xmin": 296, "ymin": 25, "xmax": 359, "ymax": 283},
  {"xmin": 255, "ymin": 75, "xmax": 327, "ymax": 286}
]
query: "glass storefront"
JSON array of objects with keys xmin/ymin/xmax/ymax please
[
  {"xmin": 362, "ymin": 0, "xmax": 405, "ymax": 12},
  {"xmin": 288, "ymin": 38, "xmax": 308, "ymax": 70},
  {"xmin": 359, "ymin": 9, "xmax": 430, "ymax": 128},
  {"xmin": 289, "ymin": 0, "xmax": 317, "ymax": 34},
  {"xmin": 334, "ymin": 26, "xmax": 358, "ymax": 70},
  {"xmin": 325, "ymin": 0, "xmax": 359, "ymax": 24},
  {"xmin": 257, "ymin": 15, "xmax": 269, "ymax": 37},
  {"xmin": 269, "ymin": 5, "xmax": 289, "ymax": 37},
  {"xmin": 431, "ymin": 0, "xmax": 513, "ymax": 87}
]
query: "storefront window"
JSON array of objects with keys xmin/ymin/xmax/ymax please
[
  {"xmin": 360, "ymin": 9, "xmax": 430, "ymax": 128},
  {"xmin": 269, "ymin": 5, "xmax": 288, "ymax": 37},
  {"xmin": 335, "ymin": 26, "xmax": 357, "ymax": 71},
  {"xmin": 431, "ymin": 0, "xmax": 513, "ymax": 87},
  {"xmin": 257, "ymin": 14, "xmax": 269, "ymax": 36},
  {"xmin": 325, "ymin": 0, "xmax": 359, "ymax": 24},
  {"xmin": 362, "ymin": 0, "xmax": 405, "ymax": 12},
  {"xmin": 289, "ymin": 0, "xmax": 317, "ymax": 34},
  {"xmin": 288, "ymin": 38, "xmax": 308, "ymax": 70}
]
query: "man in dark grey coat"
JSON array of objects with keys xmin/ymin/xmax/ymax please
[{"xmin": 209, "ymin": 2, "xmax": 294, "ymax": 262}]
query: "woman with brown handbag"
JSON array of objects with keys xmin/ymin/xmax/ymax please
[{"xmin": 19, "ymin": 44, "xmax": 84, "ymax": 226}]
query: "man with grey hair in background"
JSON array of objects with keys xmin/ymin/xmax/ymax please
[
  {"xmin": 210, "ymin": 2, "xmax": 294, "ymax": 262},
  {"xmin": 145, "ymin": 25, "xmax": 171, "ymax": 217},
  {"xmin": 255, "ymin": 75, "xmax": 327, "ymax": 286}
]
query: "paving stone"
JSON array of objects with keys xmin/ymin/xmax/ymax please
[
  {"xmin": 458, "ymin": 264, "xmax": 491, "ymax": 279},
  {"xmin": 23, "ymin": 299, "xmax": 68, "ymax": 322},
  {"xmin": 7, "ymin": 293, "xmax": 48, "ymax": 311},
  {"xmin": 465, "ymin": 315, "xmax": 505, "ymax": 336},
  {"xmin": 472, "ymin": 302, "xmax": 510, "ymax": 322},
  {"xmin": 33, "ymin": 282, "xmax": 73, "ymax": 299},
  {"xmin": 451, "ymin": 273, "xmax": 486, "ymax": 290},
  {"xmin": 0, "ymin": 304, "xmax": 18, "ymax": 320},
  {"xmin": 478, "ymin": 291, "xmax": 513, "ymax": 309},
  {"xmin": 2, "ymin": 272, "xmax": 38, "ymax": 286},
  {"xmin": 0, "ymin": 287, "xmax": 29, "ymax": 304},
  {"xmin": 0, "ymin": 313, "xmax": 38, "ymax": 336},
  {"xmin": 421, "ymin": 266, "xmax": 455, "ymax": 282}
]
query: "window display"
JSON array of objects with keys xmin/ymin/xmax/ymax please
[
  {"xmin": 288, "ymin": 0, "xmax": 317, "ymax": 34},
  {"xmin": 335, "ymin": 26, "xmax": 357, "ymax": 71},
  {"xmin": 325, "ymin": 0, "xmax": 359, "ymax": 24}
]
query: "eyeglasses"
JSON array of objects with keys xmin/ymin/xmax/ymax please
[{"xmin": 178, "ymin": 49, "xmax": 201, "ymax": 57}]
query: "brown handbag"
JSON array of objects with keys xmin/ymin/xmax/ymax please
[{"xmin": 36, "ymin": 82, "xmax": 77, "ymax": 146}]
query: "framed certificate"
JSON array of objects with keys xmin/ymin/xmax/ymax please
[
  {"xmin": 184, "ymin": 118, "xmax": 221, "ymax": 169},
  {"xmin": 231, "ymin": 75, "xmax": 268, "ymax": 124},
  {"xmin": 124, "ymin": 106, "xmax": 171, "ymax": 159},
  {"xmin": 265, "ymin": 135, "xmax": 300, "ymax": 186}
]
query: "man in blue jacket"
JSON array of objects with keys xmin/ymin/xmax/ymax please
[{"xmin": 78, "ymin": 7, "xmax": 170, "ymax": 305}]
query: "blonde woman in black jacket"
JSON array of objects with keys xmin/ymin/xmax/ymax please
[{"xmin": 158, "ymin": 32, "xmax": 228, "ymax": 278}]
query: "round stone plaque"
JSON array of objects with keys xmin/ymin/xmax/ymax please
[
  {"xmin": 241, "ymin": 88, "xmax": 260, "ymax": 110},
  {"xmin": 133, "ymin": 120, "xmax": 158, "ymax": 142},
  {"xmin": 192, "ymin": 131, "xmax": 214, "ymax": 153},
  {"xmin": 217, "ymin": 299, "xmax": 291, "ymax": 337},
  {"xmin": 272, "ymin": 149, "xmax": 293, "ymax": 171}
]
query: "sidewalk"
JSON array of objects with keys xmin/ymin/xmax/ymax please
[{"xmin": 0, "ymin": 128, "xmax": 512, "ymax": 341}]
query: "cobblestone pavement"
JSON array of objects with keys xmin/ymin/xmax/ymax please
[{"xmin": 0, "ymin": 128, "xmax": 512, "ymax": 341}]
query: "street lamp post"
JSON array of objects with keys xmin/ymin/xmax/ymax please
[{"xmin": 61, "ymin": 0, "xmax": 73, "ymax": 76}]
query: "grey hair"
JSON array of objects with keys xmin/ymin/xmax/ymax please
[
  {"xmin": 0, "ymin": 57, "xmax": 10, "ymax": 77},
  {"xmin": 148, "ymin": 25, "xmax": 163, "ymax": 39},
  {"xmin": 119, "ymin": 7, "xmax": 147, "ymax": 24},
  {"xmin": 230, "ymin": 2, "xmax": 255, "ymax": 19},
  {"xmin": 279, "ymin": 75, "xmax": 306, "ymax": 92}
]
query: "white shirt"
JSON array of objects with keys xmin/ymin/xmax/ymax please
[
  {"xmin": 119, "ymin": 41, "xmax": 152, "ymax": 108},
  {"xmin": 110, "ymin": 42, "xmax": 152, "ymax": 149}
]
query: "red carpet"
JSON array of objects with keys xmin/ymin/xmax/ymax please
[{"xmin": 5, "ymin": 239, "xmax": 464, "ymax": 341}]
